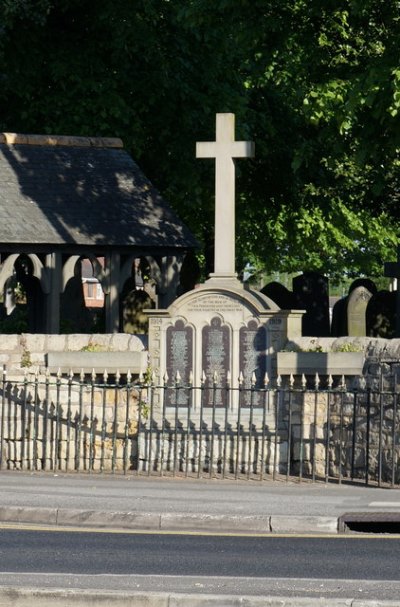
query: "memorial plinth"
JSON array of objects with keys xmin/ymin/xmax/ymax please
[{"xmin": 147, "ymin": 282, "xmax": 304, "ymax": 396}]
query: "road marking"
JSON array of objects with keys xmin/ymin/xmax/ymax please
[
  {"xmin": 369, "ymin": 502, "xmax": 400, "ymax": 508},
  {"xmin": 0, "ymin": 522, "xmax": 400, "ymax": 539}
]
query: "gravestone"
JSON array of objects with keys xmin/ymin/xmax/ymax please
[
  {"xmin": 330, "ymin": 297, "xmax": 347, "ymax": 337},
  {"xmin": 260, "ymin": 282, "xmax": 298, "ymax": 310},
  {"xmin": 178, "ymin": 249, "xmax": 201, "ymax": 295},
  {"xmin": 293, "ymin": 272, "xmax": 330, "ymax": 337},
  {"xmin": 384, "ymin": 247, "xmax": 400, "ymax": 337},
  {"xmin": 347, "ymin": 285, "xmax": 374, "ymax": 336},
  {"xmin": 331, "ymin": 278, "xmax": 377, "ymax": 337},
  {"xmin": 366, "ymin": 290, "xmax": 396, "ymax": 338},
  {"xmin": 147, "ymin": 113, "xmax": 304, "ymax": 400}
]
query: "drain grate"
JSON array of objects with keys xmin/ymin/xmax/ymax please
[{"xmin": 339, "ymin": 512, "xmax": 400, "ymax": 534}]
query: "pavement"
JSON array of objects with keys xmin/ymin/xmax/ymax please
[
  {"xmin": 1, "ymin": 471, "xmax": 400, "ymax": 606},
  {"xmin": 0, "ymin": 471, "xmax": 400, "ymax": 534}
]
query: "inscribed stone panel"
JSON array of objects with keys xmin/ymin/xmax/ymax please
[
  {"xmin": 202, "ymin": 317, "xmax": 230, "ymax": 407},
  {"xmin": 239, "ymin": 320, "xmax": 266, "ymax": 406},
  {"xmin": 166, "ymin": 319, "xmax": 193, "ymax": 406}
]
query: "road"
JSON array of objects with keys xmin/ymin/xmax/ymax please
[
  {"xmin": 0, "ymin": 527, "xmax": 399, "ymax": 578},
  {"xmin": 1, "ymin": 526, "xmax": 400, "ymax": 601}
]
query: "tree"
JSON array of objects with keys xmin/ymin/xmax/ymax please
[
  {"xmin": 0, "ymin": 0, "xmax": 399, "ymax": 281},
  {"xmin": 237, "ymin": 0, "xmax": 400, "ymax": 280}
]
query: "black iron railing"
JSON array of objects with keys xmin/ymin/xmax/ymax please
[{"xmin": 0, "ymin": 367, "xmax": 399, "ymax": 486}]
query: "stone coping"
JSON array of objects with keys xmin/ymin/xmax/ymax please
[
  {"xmin": 0, "ymin": 333, "xmax": 147, "ymax": 352},
  {"xmin": 277, "ymin": 351, "xmax": 365, "ymax": 376},
  {"xmin": 45, "ymin": 350, "xmax": 148, "ymax": 374},
  {"xmin": 0, "ymin": 133, "xmax": 123, "ymax": 148}
]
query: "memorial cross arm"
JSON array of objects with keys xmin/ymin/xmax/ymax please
[{"xmin": 196, "ymin": 140, "xmax": 255, "ymax": 159}]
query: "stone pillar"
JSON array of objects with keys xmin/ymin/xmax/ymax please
[
  {"xmin": 45, "ymin": 252, "xmax": 62, "ymax": 333},
  {"xmin": 104, "ymin": 252, "xmax": 121, "ymax": 333}
]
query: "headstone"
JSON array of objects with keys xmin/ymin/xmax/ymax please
[
  {"xmin": 366, "ymin": 290, "xmax": 396, "ymax": 338},
  {"xmin": 260, "ymin": 282, "xmax": 298, "ymax": 310},
  {"xmin": 292, "ymin": 272, "xmax": 330, "ymax": 337},
  {"xmin": 330, "ymin": 297, "xmax": 347, "ymax": 337},
  {"xmin": 331, "ymin": 278, "xmax": 377, "ymax": 337},
  {"xmin": 347, "ymin": 286, "xmax": 374, "ymax": 336},
  {"xmin": 178, "ymin": 250, "xmax": 201, "ymax": 295},
  {"xmin": 384, "ymin": 246, "xmax": 400, "ymax": 337}
]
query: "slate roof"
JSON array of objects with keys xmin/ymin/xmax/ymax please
[{"xmin": 0, "ymin": 134, "xmax": 196, "ymax": 249}]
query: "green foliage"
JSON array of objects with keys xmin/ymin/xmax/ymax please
[
  {"xmin": 80, "ymin": 343, "xmax": 110, "ymax": 352},
  {"xmin": 283, "ymin": 340, "xmax": 363, "ymax": 353},
  {"xmin": 20, "ymin": 347, "xmax": 31, "ymax": 368},
  {"xmin": 332, "ymin": 342, "xmax": 363, "ymax": 352},
  {"xmin": 143, "ymin": 365, "xmax": 153, "ymax": 385},
  {"xmin": 0, "ymin": 0, "xmax": 399, "ymax": 279}
]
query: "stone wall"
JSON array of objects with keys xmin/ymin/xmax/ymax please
[
  {"xmin": 0, "ymin": 333, "xmax": 147, "ymax": 375},
  {"xmin": 1, "ymin": 333, "xmax": 400, "ymax": 480},
  {"xmin": 0, "ymin": 371, "xmax": 141, "ymax": 472},
  {"xmin": 278, "ymin": 337, "xmax": 400, "ymax": 484}
]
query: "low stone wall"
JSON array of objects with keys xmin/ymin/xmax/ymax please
[
  {"xmin": 278, "ymin": 337, "xmax": 400, "ymax": 484},
  {"xmin": 0, "ymin": 333, "xmax": 147, "ymax": 375},
  {"xmin": 1, "ymin": 334, "xmax": 400, "ymax": 480},
  {"xmin": 282, "ymin": 336, "xmax": 400, "ymax": 361},
  {"xmin": 0, "ymin": 333, "xmax": 145, "ymax": 472},
  {"xmin": 0, "ymin": 372, "xmax": 140, "ymax": 472}
]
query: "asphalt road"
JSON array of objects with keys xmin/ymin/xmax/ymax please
[{"xmin": 0, "ymin": 527, "xmax": 399, "ymax": 580}]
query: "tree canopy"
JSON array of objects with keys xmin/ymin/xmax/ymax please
[{"xmin": 0, "ymin": 0, "xmax": 399, "ymax": 281}]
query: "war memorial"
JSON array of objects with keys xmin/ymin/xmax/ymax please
[{"xmin": 0, "ymin": 116, "xmax": 398, "ymax": 484}]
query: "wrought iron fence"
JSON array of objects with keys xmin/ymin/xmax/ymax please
[{"xmin": 0, "ymin": 366, "xmax": 399, "ymax": 486}]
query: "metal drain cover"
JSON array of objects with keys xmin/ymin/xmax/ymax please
[{"xmin": 339, "ymin": 512, "xmax": 400, "ymax": 534}]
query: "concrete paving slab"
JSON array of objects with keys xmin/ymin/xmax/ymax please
[
  {"xmin": 0, "ymin": 471, "xmax": 399, "ymax": 535},
  {"xmin": 270, "ymin": 515, "xmax": 338, "ymax": 534},
  {"xmin": 0, "ymin": 586, "xmax": 399, "ymax": 607},
  {"xmin": 56, "ymin": 509, "xmax": 161, "ymax": 530},
  {"xmin": 0, "ymin": 506, "xmax": 58, "ymax": 525}
]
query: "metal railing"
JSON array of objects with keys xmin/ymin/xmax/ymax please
[{"xmin": 0, "ymin": 367, "xmax": 399, "ymax": 485}]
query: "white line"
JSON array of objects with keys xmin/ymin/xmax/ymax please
[{"xmin": 368, "ymin": 502, "xmax": 400, "ymax": 508}]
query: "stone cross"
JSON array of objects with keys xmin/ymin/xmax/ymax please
[
  {"xmin": 196, "ymin": 113, "xmax": 255, "ymax": 281},
  {"xmin": 384, "ymin": 245, "xmax": 400, "ymax": 337}
]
